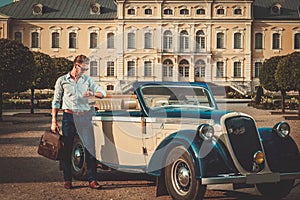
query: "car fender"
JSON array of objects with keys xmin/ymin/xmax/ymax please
[
  {"xmin": 147, "ymin": 130, "xmax": 234, "ymax": 178},
  {"xmin": 258, "ymin": 127, "xmax": 300, "ymax": 172}
]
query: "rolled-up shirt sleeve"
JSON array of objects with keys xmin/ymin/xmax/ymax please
[
  {"xmin": 52, "ymin": 77, "xmax": 63, "ymax": 109},
  {"xmin": 89, "ymin": 78, "xmax": 106, "ymax": 97}
]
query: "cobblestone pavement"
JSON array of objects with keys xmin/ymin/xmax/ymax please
[{"xmin": 0, "ymin": 103, "xmax": 299, "ymax": 200}]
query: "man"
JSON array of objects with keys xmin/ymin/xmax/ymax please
[{"xmin": 51, "ymin": 55, "xmax": 106, "ymax": 189}]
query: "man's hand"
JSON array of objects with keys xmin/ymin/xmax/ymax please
[
  {"xmin": 83, "ymin": 90, "xmax": 94, "ymax": 97},
  {"xmin": 51, "ymin": 121, "xmax": 60, "ymax": 133}
]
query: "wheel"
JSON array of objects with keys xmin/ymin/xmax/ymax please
[
  {"xmin": 164, "ymin": 146, "xmax": 206, "ymax": 200},
  {"xmin": 256, "ymin": 180, "xmax": 295, "ymax": 199},
  {"xmin": 71, "ymin": 135, "xmax": 87, "ymax": 180}
]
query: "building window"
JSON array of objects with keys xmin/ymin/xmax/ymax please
[
  {"xmin": 107, "ymin": 85, "xmax": 114, "ymax": 91},
  {"xmin": 107, "ymin": 61, "xmax": 114, "ymax": 77},
  {"xmin": 145, "ymin": 8, "xmax": 152, "ymax": 15},
  {"xmin": 234, "ymin": 32, "xmax": 242, "ymax": 49},
  {"xmin": 107, "ymin": 33, "xmax": 115, "ymax": 49},
  {"xmin": 217, "ymin": 32, "xmax": 225, "ymax": 49},
  {"xmin": 127, "ymin": 61, "xmax": 135, "ymax": 77},
  {"xmin": 90, "ymin": 32, "xmax": 98, "ymax": 49},
  {"xmin": 163, "ymin": 59, "xmax": 173, "ymax": 77},
  {"xmin": 216, "ymin": 61, "xmax": 224, "ymax": 77},
  {"xmin": 255, "ymin": 33, "xmax": 263, "ymax": 49},
  {"xmin": 195, "ymin": 60, "xmax": 205, "ymax": 77},
  {"xmin": 272, "ymin": 33, "xmax": 280, "ymax": 49},
  {"xmin": 31, "ymin": 32, "xmax": 39, "ymax": 48},
  {"xmin": 294, "ymin": 33, "xmax": 300, "ymax": 49},
  {"xmin": 127, "ymin": 32, "xmax": 136, "ymax": 49},
  {"xmin": 14, "ymin": 32, "xmax": 22, "ymax": 43},
  {"xmin": 128, "ymin": 8, "xmax": 135, "ymax": 15},
  {"xmin": 233, "ymin": 62, "xmax": 242, "ymax": 77},
  {"xmin": 51, "ymin": 32, "xmax": 59, "ymax": 48},
  {"xmin": 164, "ymin": 8, "xmax": 173, "ymax": 15},
  {"xmin": 217, "ymin": 8, "xmax": 225, "ymax": 15},
  {"xmin": 90, "ymin": 61, "xmax": 97, "ymax": 76},
  {"xmin": 180, "ymin": 8, "xmax": 189, "ymax": 15},
  {"xmin": 196, "ymin": 8, "xmax": 205, "ymax": 15},
  {"xmin": 234, "ymin": 8, "xmax": 242, "ymax": 15},
  {"xmin": 144, "ymin": 32, "xmax": 153, "ymax": 49},
  {"xmin": 180, "ymin": 30, "xmax": 189, "ymax": 51},
  {"xmin": 179, "ymin": 60, "xmax": 189, "ymax": 77},
  {"xmin": 69, "ymin": 32, "xmax": 77, "ymax": 48},
  {"xmin": 196, "ymin": 30, "xmax": 205, "ymax": 52},
  {"xmin": 144, "ymin": 61, "xmax": 152, "ymax": 77},
  {"xmin": 254, "ymin": 62, "xmax": 262, "ymax": 78},
  {"xmin": 163, "ymin": 30, "xmax": 173, "ymax": 50}
]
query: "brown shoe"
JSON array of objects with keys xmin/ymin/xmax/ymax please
[
  {"xmin": 64, "ymin": 181, "xmax": 72, "ymax": 189},
  {"xmin": 89, "ymin": 180, "xmax": 101, "ymax": 189}
]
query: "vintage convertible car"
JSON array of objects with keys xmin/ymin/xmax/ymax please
[{"xmin": 71, "ymin": 82, "xmax": 300, "ymax": 200}]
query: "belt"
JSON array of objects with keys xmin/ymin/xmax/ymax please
[{"xmin": 64, "ymin": 109, "xmax": 89, "ymax": 115}]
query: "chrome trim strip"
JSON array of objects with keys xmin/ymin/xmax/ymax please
[
  {"xmin": 201, "ymin": 172, "xmax": 300, "ymax": 185},
  {"xmin": 93, "ymin": 116, "xmax": 142, "ymax": 122}
]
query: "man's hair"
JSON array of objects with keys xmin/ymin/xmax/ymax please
[{"xmin": 74, "ymin": 54, "xmax": 90, "ymax": 64}]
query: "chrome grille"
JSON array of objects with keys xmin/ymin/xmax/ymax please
[{"xmin": 225, "ymin": 116, "xmax": 263, "ymax": 172}]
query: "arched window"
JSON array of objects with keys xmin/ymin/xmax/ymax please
[
  {"xmin": 179, "ymin": 60, "xmax": 189, "ymax": 77},
  {"xmin": 195, "ymin": 60, "xmax": 206, "ymax": 77},
  {"xmin": 144, "ymin": 32, "xmax": 153, "ymax": 49},
  {"xmin": 163, "ymin": 30, "xmax": 173, "ymax": 50},
  {"xmin": 217, "ymin": 8, "xmax": 224, "ymax": 15},
  {"xmin": 69, "ymin": 32, "xmax": 77, "ymax": 48},
  {"xmin": 163, "ymin": 59, "xmax": 173, "ymax": 77},
  {"xmin": 127, "ymin": 61, "xmax": 135, "ymax": 77},
  {"xmin": 234, "ymin": 8, "xmax": 242, "ymax": 15},
  {"xmin": 196, "ymin": 30, "xmax": 205, "ymax": 51},
  {"xmin": 128, "ymin": 32, "xmax": 136, "ymax": 49},
  {"xmin": 216, "ymin": 61, "xmax": 224, "ymax": 77},
  {"xmin": 145, "ymin": 8, "xmax": 152, "ymax": 15},
  {"xmin": 90, "ymin": 32, "xmax": 98, "ymax": 49},
  {"xmin": 196, "ymin": 8, "xmax": 205, "ymax": 15},
  {"xmin": 180, "ymin": 8, "xmax": 189, "ymax": 15},
  {"xmin": 128, "ymin": 8, "xmax": 135, "ymax": 15},
  {"xmin": 180, "ymin": 30, "xmax": 189, "ymax": 50},
  {"xmin": 164, "ymin": 8, "xmax": 173, "ymax": 15}
]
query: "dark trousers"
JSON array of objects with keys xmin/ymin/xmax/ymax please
[{"xmin": 61, "ymin": 112, "xmax": 97, "ymax": 182}]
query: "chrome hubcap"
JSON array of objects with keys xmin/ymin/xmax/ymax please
[{"xmin": 172, "ymin": 159, "xmax": 191, "ymax": 195}]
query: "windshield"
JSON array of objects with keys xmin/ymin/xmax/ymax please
[{"xmin": 140, "ymin": 85, "xmax": 215, "ymax": 110}]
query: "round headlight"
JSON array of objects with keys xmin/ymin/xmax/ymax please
[
  {"xmin": 197, "ymin": 124, "xmax": 214, "ymax": 140},
  {"xmin": 273, "ymin": 122, "xmax": 290, "ymax": 138}
]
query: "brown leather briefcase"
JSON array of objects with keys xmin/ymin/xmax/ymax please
[{"xmin": 37, "ymin": 130, "xmax": 63, "ymax": 160}]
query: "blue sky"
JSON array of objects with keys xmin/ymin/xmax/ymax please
[{"xmin": 0, "ymin": 0, "xmax": 13, "ymax": 7}]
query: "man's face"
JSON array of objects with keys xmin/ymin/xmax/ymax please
[{"xmin": 75, "ymin": 63, "xmax": 89, "ymax": 76}]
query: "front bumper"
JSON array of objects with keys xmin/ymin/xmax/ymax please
[{"xmin": 201, "ymin": 172, "xmax": 300, "ymax": 185}]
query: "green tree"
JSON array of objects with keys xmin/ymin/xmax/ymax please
[
  {"xmin": 53, "ymin": 57, "xmax": 73, "ymax": 80},
  {"xmin": 275, "ymin": 55, "xmax": 294, "ymax": 113},
  {"xmin": 30, "ymin": 52, "xmax": 56, "ymax": 113},
  {"xmin": 287, "ymin": 52, "xmax": 300, "ymax": 116},
  {"xmin": 259, "ymin": 55, "xmax": 288, "ymax": 112},
  {"xmin": 0, "ymin": 39, "xmax": 35, "ymax": 121}
]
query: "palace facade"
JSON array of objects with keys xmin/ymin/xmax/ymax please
[{"xmin": 0, "ymin": 0, "xmax": 300, "ymax": 94}]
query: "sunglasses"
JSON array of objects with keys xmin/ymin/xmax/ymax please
[{"xmin": 76, "ymin": 64, "xmax": 89, "ymax": 71}]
